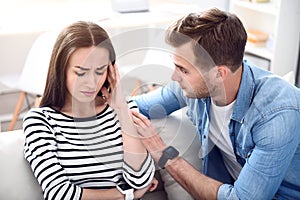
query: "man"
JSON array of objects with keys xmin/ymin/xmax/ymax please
[{"xmin": 132, "ymin": 8, "xmax": 300, "ymax": 199}]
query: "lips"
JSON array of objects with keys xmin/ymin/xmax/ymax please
[{"xmin": 81, "ymin": 91, "xmax": 96, "ymax": 96}]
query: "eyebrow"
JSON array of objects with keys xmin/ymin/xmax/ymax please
[
  {"xmin": 75, "ymin": 64, "xmax": 108, "ymax": 71},
  {"xmin": 174, "ymin": 63, "xmax": 185, "ymax": 69},
  {"xmin": 96, "ymin": 64, "xmax": 108, "ymax": 71}
]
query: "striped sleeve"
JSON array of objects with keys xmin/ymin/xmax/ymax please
[
  {"xmin": 23, "ymin": 109, "xmax": 82, "ymax": 200},
  {"xmin": 123, "ymin": 153, "xmax": 155, "ymax": 189},
  {"xmin": 127, "ymin": 99, "xmax": 139, "ymax": 112},
  {"xmin": 123, "ymin": 99, "xmax": 156, "ymax": 189}
]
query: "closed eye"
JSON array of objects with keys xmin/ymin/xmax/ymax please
[
  {"xmin": 75, "ymin": 71, "xmax": 86, "ymax": 76},
  {"xmin": 74, "ymin": 64, "xmax": 108, "ymax": 76},
  {"xmin": 179, "ymin": 67, "xmax": 188, "ymax": 74},
  {"xmin": 95, "ymin": 71, "xmax": 105, "ymax": 75},
  {"xmin": 174, "ymin": 64, "xmax": 188, "ymax": 74},
  {"xmin": 74, "ymin": 66, "xmax": 88, "ymax": 76},
  {"xmin": 95, "ymin": 64, "xmax": 108, "ymax": 75}
]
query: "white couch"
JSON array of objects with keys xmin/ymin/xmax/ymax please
[
  {"xmin": 0, "ymin": 108, "xmax": 201, "ymax": 200},
  {"xmin": 0, "ymin": 129, "xmax": 43, "ymax": 200}
]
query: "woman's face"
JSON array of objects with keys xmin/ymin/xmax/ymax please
[{"xmin": 65, "ymin": 46, "xmax": 109, "ymax": 104}]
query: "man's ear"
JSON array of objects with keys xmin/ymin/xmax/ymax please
[{"xmin": 216, "ymin": 65, "xmax": 227, "ymax": 79}]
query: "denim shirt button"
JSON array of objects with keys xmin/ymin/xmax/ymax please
[
  {"xmin": 203, "ymin": 135, "xmax": 206, "ymax": 139},
  {"xmin": 231, "ymin": 132, "xmax": 235, "ymax": 136}
]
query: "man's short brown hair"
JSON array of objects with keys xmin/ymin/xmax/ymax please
[{"xmin": 166, "ymin": 8, "xmax": 247, "ymax": 72}]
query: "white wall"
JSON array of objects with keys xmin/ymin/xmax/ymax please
[{"xmin": 183, "ymin": 0, "xmax": 229, "ymax": 11}]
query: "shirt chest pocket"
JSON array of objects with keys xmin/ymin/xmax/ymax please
[
  {"xmin": 233, "ymin": 122, "xmax": 255, "ymax": 159},
  {"xmin": 235, "ymin": 145, "xmax": 254, "ymax": 161},
  {"xmin": 234, "ymin": 131, "xmax": 254, "ymax": 161}
]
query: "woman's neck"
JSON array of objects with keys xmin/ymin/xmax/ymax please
[{"xmin": 60, "ymin": 101, "xmax": 106, "ymax": 118}]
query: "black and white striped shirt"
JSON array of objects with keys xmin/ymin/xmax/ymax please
[{"xmin": 23, "ymin": 102, "xmax": 155, "ymax": 200}]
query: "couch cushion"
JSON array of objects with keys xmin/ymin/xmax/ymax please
[
  {"xmin": 0, "ymin": 130, "xmax": 43, "ymax": 200},
  {"xmin": 151, "ymin": 108, "xmax": 202, "ymax": 200}
]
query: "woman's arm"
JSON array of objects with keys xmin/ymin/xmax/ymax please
[
  {"xmin": 113, "ymin": 100, "xmax": 155, "ymax": 189},
  {"xmin": 81, "ymin": 188, "xmax": 123, "ymax": 200},
  {"xmin": 114, "ymin": 102, "xmax": 149, "ymax": 170},
  {"xmin": 23, "ymin": 109, "xmax": 145, "ymax": 200},
  {"xmin": 82, "ymin": 177, "xmax": 158, "ymax": 200},
  {"xmin": 100, "ymin": 64, "xmax": 156, "ymax": 190},
  {"xmin": 24, "ymin": 110, "xmax": 82, "ymax": 200}
]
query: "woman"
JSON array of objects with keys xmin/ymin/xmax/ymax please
[{"xmin": 23, "ymin": 21, "xmax": 156, "ymax": 200}]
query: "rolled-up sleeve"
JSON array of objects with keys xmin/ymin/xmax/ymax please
[
  {"xmin": 218, "ymin": 184, "xmax": 239, "ymax": 199},
  {"xmin": 123, "ymin": 153, "xmax": 155, "ymax": 189},
  {"xmin": 133, "ymin": 82, "xmax": 186, "ymax": 119}
]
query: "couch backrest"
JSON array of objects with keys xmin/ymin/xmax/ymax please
[{"xmin": 0, "ymin": 130, "xmax": 43, "ymax": 200}]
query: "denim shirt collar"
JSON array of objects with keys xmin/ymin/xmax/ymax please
[{"xmin": 231, "ymin": 61, "xmax": 255, "ymax": 123}]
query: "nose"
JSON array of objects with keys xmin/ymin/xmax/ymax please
[
  {"xmin": 171, "ymin": 69, "xmax": 181, "ymax": 82},
  {"xmin": 85, "ymin": 73, "xmax": 99, "ymax": 89}
]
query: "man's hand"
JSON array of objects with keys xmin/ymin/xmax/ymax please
[{"xmin": 131, "ymin": 111, "xmax": 167, "ymax": 162}]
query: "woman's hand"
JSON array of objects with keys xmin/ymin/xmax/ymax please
[
  {"xmin": 134, "ymin": 177, "xmax": 159, "ymax": 199},
  {"xmin": 100, "ymin": 63, "xmax": 127, "ymax": 110}
]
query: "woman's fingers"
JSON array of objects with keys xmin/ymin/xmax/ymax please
[
  {"xmin": 105, "ymin": 63, "xmax": 128, "ymax": 109},
  {"xmin": 107, "ymin": 63, "xmax": 116, "ymax": 90},
  {"xmin": 114, "ymin": 63, "xmax": 120, "ymax": 80},
  {"xmin": 149, "ymin": 177, "xmax": 158, "ymax": 192},
  {"xmin": 100, "ymin": 86, "xmax": 111, "ymax": 103}
]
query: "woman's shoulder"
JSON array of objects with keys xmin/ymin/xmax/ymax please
[
  {"xmin": 25, "ymin": 106, "xmax": 55, "ymax": 115},
  {"xmin": 23, "ymin": 106, "xmax": 58, "ymax": 121},
  {"xmin": 23, "ymin": 107, "xmax": 58, "ymax": 133}
]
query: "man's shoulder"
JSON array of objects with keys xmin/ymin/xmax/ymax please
[
  {"xmin": 249, "ymin": 80, "xmax": 300, "ymax": 123},
  {"xmin": 240, "ymin": 62, "xmax": 300, "ymax": 119},
  {"xmin": 244, "ymin": 61, "xmax": 300, "ymax": 103}
]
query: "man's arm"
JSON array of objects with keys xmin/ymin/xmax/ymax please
[
  {"xmin": 132, "ymin": 111, "xmax": 222, "ymax": 200},
  {"xmin": 165, "ymin": 157, "xmax": 222, "ymax": 200},
  {"xmin": 133, "ymin": 82, "xmax": 186, "ymax": 119}
]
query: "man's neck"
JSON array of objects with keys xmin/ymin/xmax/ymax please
[{"xmin": 214, "ymin": 66, "xmax": 243, "ymax": 106}]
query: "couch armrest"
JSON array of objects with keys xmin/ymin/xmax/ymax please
[{"xmin": 0, "ymin": 130, "xmax": 43, "ymax": 200}]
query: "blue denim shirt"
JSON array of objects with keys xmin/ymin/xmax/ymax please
[{"xmin": 134, "ymin": 60, "xmax": 300, "ymax": 199}]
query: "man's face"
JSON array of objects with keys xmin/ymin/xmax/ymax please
[{"xmin": 171, "ymin": 43, "xmax": 210, "ymax": 99}]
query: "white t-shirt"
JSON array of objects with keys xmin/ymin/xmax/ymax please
[{"xmin": 209, "ymin": 100, "xmax": 242, "ymax": 180}]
